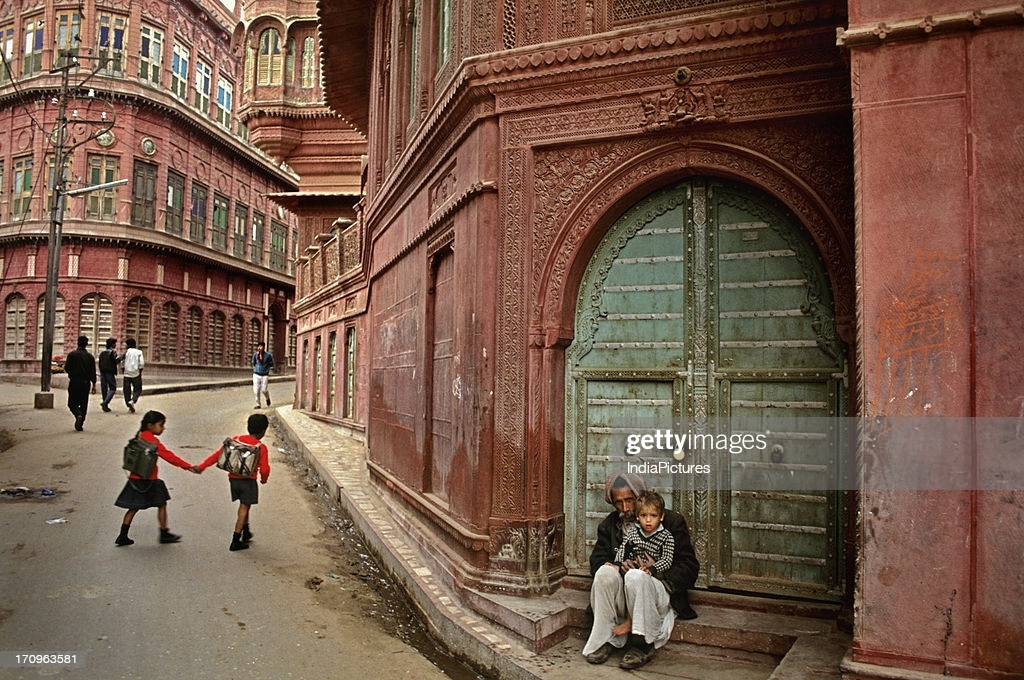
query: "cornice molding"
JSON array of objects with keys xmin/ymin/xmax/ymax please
[
  {"xmin": 465, "ymin": 2, "xmax": 844, "ymax": 80},
  {"xmin": 0, "ymin": 225, "xmax": 294, "ymax": 288},
  {"xmin": 836, "ymin": 3, "xmax": 1024, "ymax": 47},
  {"xmin": 369, "ymin": 181, "xmax": 498, "ymax": 280},
  {"xmin": 238, "ymin": 103, "xmax": 337, "ymax": 122}
]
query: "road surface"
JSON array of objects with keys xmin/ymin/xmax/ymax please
[{"xmin": 0, "ymin": 381, "xmax": 455, "ymax": 680}]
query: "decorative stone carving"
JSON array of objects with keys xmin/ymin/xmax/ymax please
[
  {"xmin": 429, "ymin": 163, "xmax": 457, "ymax": 214},
  {"xmin": 475, "ymin": 2, "xmax": 844, "ymax": 79},
  {"xmin": 641, "ymin": 82, "xmax": 731, "ymax": 129},
  {"xmin": 494, "ymin": 148, "xmax": 528, "ymax": 517}
]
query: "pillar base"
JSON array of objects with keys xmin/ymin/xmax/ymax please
[{"xmin": 34, "ymin": 391, "xmax": 55, "ymax": 409}]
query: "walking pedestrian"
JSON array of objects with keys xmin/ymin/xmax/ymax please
[
  {"xmin": 252, "ymin": 341, "xmax": 274, "ymax": 409},
  {"xmin": 98, "ymin": 337, "xmax": 120, "ymax": 412},
  {"xmin": 113, "ymin": 410, "xmax": 199, "ymax": 546},
  {"xmin": 195, "ymin": 413, "xmax": 271, "ymax": 551},
  {"xmin": 121, "ymin": 338, "xmax": 144, "ymax": 413},
  {"xmin": 64, "ymin": 335, "xmax": 96, "ymax": 431}
]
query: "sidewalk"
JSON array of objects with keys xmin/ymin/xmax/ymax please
[{"xmin": 0, "ymin": 375, "xmax": 851, "ymax": 680}]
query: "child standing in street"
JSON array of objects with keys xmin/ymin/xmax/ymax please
[
  {"xmin": 114, "ymin": 411, "xmax": 198, "ymax": 546},
  {"xmin": 196, "ymin": 413, "xmax": 271, "ymax": 551}
]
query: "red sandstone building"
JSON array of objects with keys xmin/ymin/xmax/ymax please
[
  {"xmin": 236, "ymin": 0, "xmax": 368, "ymax": 425},
  {"xmin": 293, "ymin": 0, "xmax": 1024, "ymax": 677},
  {"xmin": 0, "ymin": 0, "xmax": 297, "ymax": 378}
]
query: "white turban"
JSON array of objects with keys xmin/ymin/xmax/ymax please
[{"xmin": 603, "ymin": 471, "xmax": 646, "ymax": 505}]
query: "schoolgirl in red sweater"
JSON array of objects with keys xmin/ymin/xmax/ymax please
[{"xmin": 114, "ymin": 410, "xmax": 198, "ymax": 546}]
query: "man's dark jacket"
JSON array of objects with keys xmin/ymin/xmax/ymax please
[
  {"xmin": 98, "ymin": 348, "xmax": 120, "ymax": 374},
  {"xmin": 589, "ymin": 508, "xmax": 699, "ymax": 619},
  {"xmin": 64, "ymin": 348, "xmax": 96, "ymax": 388}
]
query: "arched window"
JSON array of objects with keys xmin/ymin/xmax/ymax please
[
  {"xmin": 438, "ymin": 0, "xmax": 452, "ymax": 68},
  {"xmin": 184, "ymin": 306, "xmax": 202, "ymax": 364},
  {"xmin": 159, "ymin": 301, "xmax": 179, "ymax": 362},
  {"xmin": 4, "ymin": 293, "xmax": 27, "ymax": 359},
  {"xmin": 301, "ymin": 36, "xmax": 316, "ymax": 88},
  {"xmin": 285, "ymin": 37, "xmax": 296, "ymax": 86},
  {"xmin": 407, "ymin": 0, "xmax": 421, "ymax": 123},
  {"xmin": 79, "ymin": 293, "xmax": 113, "ymax": 352},
  {"xmin": 36, "ymin": 294, "xmax": 65, "ymax": 359},
  {"xmin": 267, "ymin": 307, "xmax": 278, "ymax": 362},
  {"xmin": 244, "ymin": 41, "xmax": 255, "ymax": 91},
  {"xmin": 126, "ymin": 296, "xmax": 152, "ymax": 357},
  {"xmin": 247, "ymin": 318, "xmax": 261, "ymax": 358},
  {"xmin": 229, "ymin": 315, "xmax": 245, "ymax": 367},
  {"xmin": 257, "ymin": 28, "xmax": 282, "ymax": 85},
  {"xmin": 206, "ymin": 310, "xmax": 225, "ymax": 366}
]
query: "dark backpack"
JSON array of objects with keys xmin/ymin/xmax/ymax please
[
  {"xmin": 123, "ymin": 435, "xmax": 158, "ymax": 478},
  {"xmin": 216, "ymin": 438, "xmax": 261, "ymax": 476},
  {"xmin": 98, "ymin": 348, "xmax": 119, "ymax": 373}
]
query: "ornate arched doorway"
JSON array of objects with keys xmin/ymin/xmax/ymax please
[{"xmin": 564, "ymin": 177, "xmax": 847, "ymax": 600}]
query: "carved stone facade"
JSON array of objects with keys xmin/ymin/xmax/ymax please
[
  {"xmin": 239, "ymin": 0, "xmax": 368, "ymax": 424},
  {"xmin": 313, "ymin": 0, "xmax": 1023, "ymax": 675}
]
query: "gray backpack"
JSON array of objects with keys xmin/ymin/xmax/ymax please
[{"xmin": 215, "ymin": 438, "xmax": 260, "ymax": 476}]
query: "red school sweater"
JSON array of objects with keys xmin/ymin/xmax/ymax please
[{"xmin": 133, "ymin": 430, "xmax": 193, "ymax": 480}]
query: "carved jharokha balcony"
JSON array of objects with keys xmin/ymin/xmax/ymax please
[{"xmin": 294, "ymin": 219, "xmax": 363, "ymax": 304}]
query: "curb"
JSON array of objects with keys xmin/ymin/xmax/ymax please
[{"xmin": 274, "ymin": 404, "xmax": 566, "ymax": 680}]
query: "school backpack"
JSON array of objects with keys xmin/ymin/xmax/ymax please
[
  {"xmin": 216, "ymin": 438, "xmax": 261, "ymax": 476},
  {"xmin": 123, "ymin": 435, "xmax": 158, "ymax": 478}
]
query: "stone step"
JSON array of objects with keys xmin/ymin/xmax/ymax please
[
  {"xmin": 675, "ymin": 601, "xmax": 834, "ymax": 656},
  {"xmin": 465, "ymin": 583, "xmax": 844, "ymax": 657},
  {"xmin": 678, "ymin": 590, "xmax": 840, "ymax": 656}
]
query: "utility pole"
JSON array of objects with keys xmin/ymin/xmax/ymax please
[
  {"xmin": 34, "ymin": 53, "xmax": 73, "ymax": 408},
  {"xmin": 34, "ymin": 50, "xmax": 122, "ymax": 409}
]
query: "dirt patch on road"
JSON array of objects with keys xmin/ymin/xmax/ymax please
[
  {"xmin": 0, "ymin": 428, "xmax": 13, "ymax": 453},
  {"xmin": 270, "ymin": 419, "xmax": 486, "ymax": 680}
]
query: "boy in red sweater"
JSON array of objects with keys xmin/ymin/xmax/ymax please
[{"xmin": 196, "ymin": 413, "xmax": 271, "ymax": 551}]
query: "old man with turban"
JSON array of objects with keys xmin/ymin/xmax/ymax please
[{"xmin": 581, "ymin": 471, "xmax": 699, "ymax": 669}]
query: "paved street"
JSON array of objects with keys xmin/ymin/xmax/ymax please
[{"xmin": 0, "ymin": 380, "xmax": 452, "ymax": 680}]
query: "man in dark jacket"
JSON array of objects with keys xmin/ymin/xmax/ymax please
[
  {"xmin": 97, "ymin": 337, "xmax": 120, "ymax": 412},
  {"xmin": 582, "ymin": 471, "xmax": 699, "ymax": 668},
  {"xmin": 63, "ymin": 335, "xmax": 96, "ymax": 431}
]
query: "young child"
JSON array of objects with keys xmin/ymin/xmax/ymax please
[
  {"xmin": 114, "ymin": 410, "xmax": 198, "ymax": 546},
  {"xmin": 610, "ymin": 490, "xmax": 675, "ymax": 636},
  {"xmin": 196, "ymin": 413, "xmax": 271, "ymax": 551}
]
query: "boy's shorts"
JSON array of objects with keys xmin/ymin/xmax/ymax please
[{"xmin": 229, "ymin": 477, "xmax": 259, "ymax": 505}]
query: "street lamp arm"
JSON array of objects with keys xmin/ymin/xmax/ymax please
[{"xmin": 64, "ymin": 178, "xmax": 128, "ymax": 196}]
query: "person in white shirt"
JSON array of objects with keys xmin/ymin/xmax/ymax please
[{"xmin": 121, "ymin": 338, "xmax": 145, "ymax": 413}]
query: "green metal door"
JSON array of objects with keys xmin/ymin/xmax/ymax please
[{"xmin": 564, "ymin": 178, "xmax": 846, "ymax": 600}]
